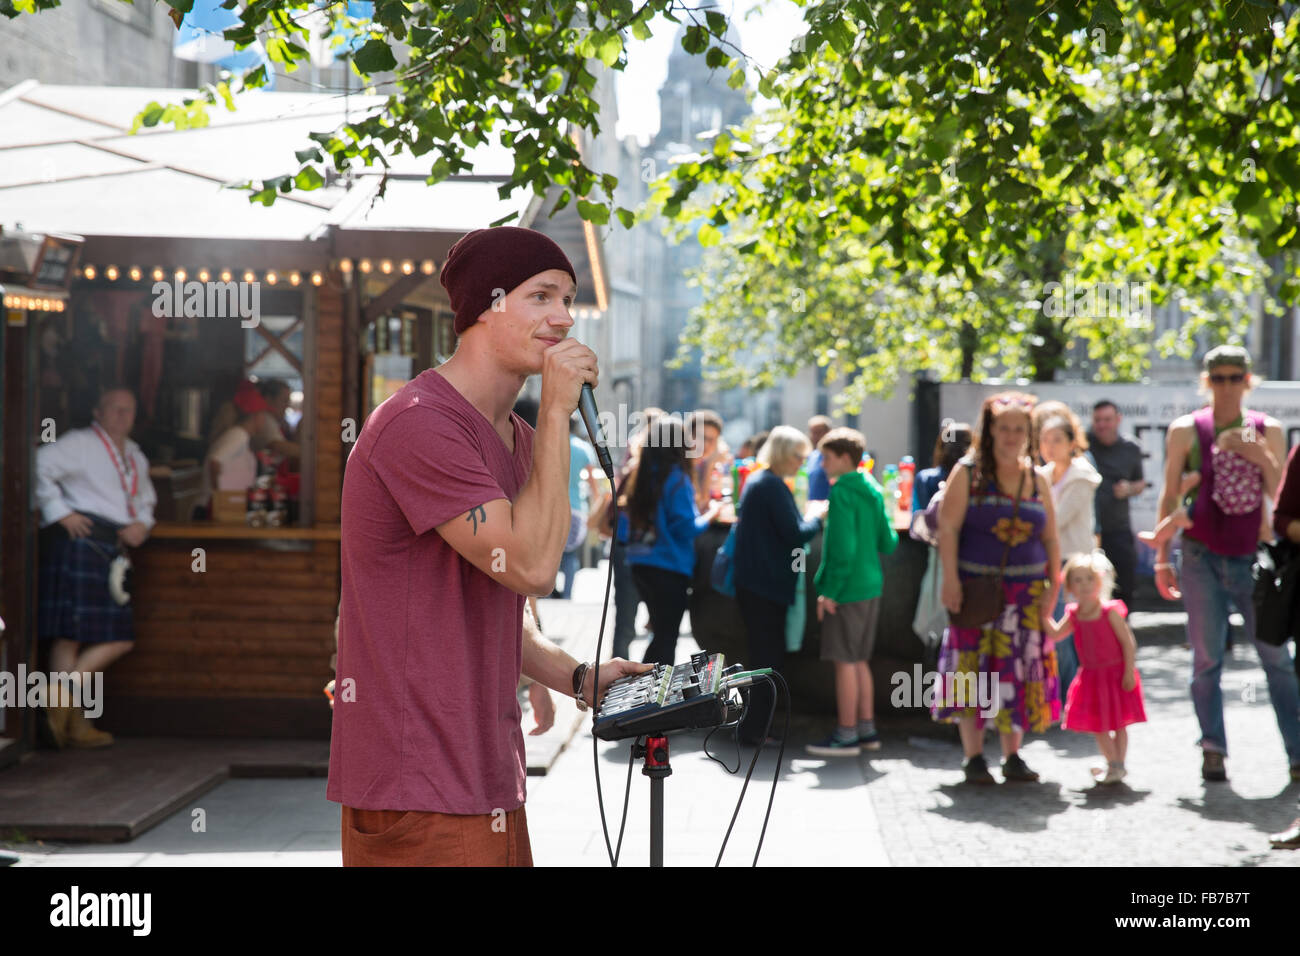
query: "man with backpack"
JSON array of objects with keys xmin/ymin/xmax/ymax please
[{"xmin": 1153, "ymin": 345, "xmax": 1300, "ymax": 783}]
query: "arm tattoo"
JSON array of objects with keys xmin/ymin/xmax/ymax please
[{"xmin": 467, "ymin": 505, "xmax": 487, "ymax": 534}]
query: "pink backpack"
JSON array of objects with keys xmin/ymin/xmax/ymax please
[{"xmin": 1195, "ymin": 409, "xmax": 1265, "ymax": 517}]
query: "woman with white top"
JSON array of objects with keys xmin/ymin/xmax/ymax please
[{"xmin": 1034, "ymin": 405, "xmax": 1102, "ymax": 697}]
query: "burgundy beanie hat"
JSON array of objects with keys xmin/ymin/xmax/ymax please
[{"xmin": 440, "ymin": 226, "xmax": 577, "ymax": 335}]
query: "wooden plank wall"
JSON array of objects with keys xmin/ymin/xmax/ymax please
[
  {"xmin": 104, "ymin": 283, "xmax": 347, "ymax": 736},
  {"xmin": 118, "ymin": 542, "xmax": 338, "ymax": 699}
]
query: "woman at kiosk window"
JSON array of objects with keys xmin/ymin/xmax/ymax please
[{"xmin": 205, "ymin": 393, "xmax": 269, "ymax": 504}]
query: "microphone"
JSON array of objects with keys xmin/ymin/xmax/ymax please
[{"xmin": 577, "ymin": 383, "xmax": 615, "ymax": 481}]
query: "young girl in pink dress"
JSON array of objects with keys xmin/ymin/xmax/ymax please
[{"xmin": 1045, "ymin": 551, "xmax": 1147, "ymax": 784}]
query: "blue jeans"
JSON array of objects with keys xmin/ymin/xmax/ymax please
[
  {"xmin": 559, "ymin": 548, "xmax": 580, "ymax": 600},
  {"xmin": 609, "ymin": 540, "xmax": 638, "ymax": 660},
  {"xmin": 1179, "ymin": 536, "xmax": 1300, "ymax": 763}
]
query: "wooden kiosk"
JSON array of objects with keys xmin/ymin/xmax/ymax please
[{"xmin": 0, "ymin": 82, "xmax": 602, "ymax": 756}]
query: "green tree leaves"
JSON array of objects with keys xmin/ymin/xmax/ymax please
[
  {"xmin": 353, "ymin": 39, "xmax": 398, "ymax": 75},
  {"xmin": 8, "ymin": 0, "xmax": 1297, "ymax": 397}
]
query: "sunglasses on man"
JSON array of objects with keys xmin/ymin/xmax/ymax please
[{"xmin": 1208, "ymin": 372, "xmax": 1246, "ymax": 384}]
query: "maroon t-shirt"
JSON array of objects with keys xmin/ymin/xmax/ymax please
[{"xmin": 327, "ymin": 368, "xmax": 534, "ymax": 814}]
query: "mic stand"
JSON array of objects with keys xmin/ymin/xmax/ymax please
[{"xmin": 632, "ymin": 735, "xmax": 672, "ymax": 867}]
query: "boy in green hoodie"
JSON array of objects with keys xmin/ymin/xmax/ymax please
[{"xmin": 807, "ymin": 428, "xmax": 899, "ymax": 757}]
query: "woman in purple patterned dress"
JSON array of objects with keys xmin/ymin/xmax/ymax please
[{"xmin": 934, "ymin": 392, "xmax": 1062, "ymax": 784}]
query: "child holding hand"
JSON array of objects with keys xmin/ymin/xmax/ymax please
[{"xmin": 1045, "ymin": 551, "xmax": 1147, "ymax": 784}]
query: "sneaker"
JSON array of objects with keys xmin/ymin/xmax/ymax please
[
  {"xmin": 1098, "ymin": 765, "xmax": 1127, "ymax": 785},
  {"xmin": 858, "ymin": 731, "xmax": 882, "ymax": 751},
  {"xmin": 806, "ymin": 733, "xmax": 861, "ymax": 758},
  {"xmin": 1001, "ymin": 752, "xmax": 1040, "ymax": 782},
  {"xmin": 963, "ymin": 754, "xmax": 996, "ymax": 785},
  {"xmin": 1269, "ymin": 818, "xmax": 1300, "ymax": 849},
  {"xmin": 1202, "ymin": 751, "xmax": 1227, "ymax": 782}
]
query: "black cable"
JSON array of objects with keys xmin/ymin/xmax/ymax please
[
  {"xmin": 613, "ymin": 738, "xmax": 636, "ymax": 866},
  {"xmin": 703, "ymin": 719, "xmax": 742, "ymax": 774},
  {"xmin": 754, "ymin": 671, "xmax": 791, "ymax": 867},
  {"xmin": 715, "ymin": 676, "xmax": 778, "ymax": 867},
  {"xmin": 591, "ymin": 491, "xmax": 618, "ymax": 866},
  {"xmin": 703, "ymin": 689, "xmax": 745, "ymax": 773}
]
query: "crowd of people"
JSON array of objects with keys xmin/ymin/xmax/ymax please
[
  {"xmin": 567, "ymin": 346, "xmax": 1299, "ymax": 826},
  {"xmin": 320, "ymin": 224, "xmax": 1300, "ymax": 866}
]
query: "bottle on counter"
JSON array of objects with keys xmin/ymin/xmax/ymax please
[
  {"xmin": 735, "ymin": 458, "xmax": 756, "ymax": 499},
  {"xmin": 897, "ymin": 456, "xmax": 915, "ymax": 515},
  {"xmin": 881, "ymin": 464, "xmax": 899, "ymax": 512},
  {"xmin": 267, "ymin": 481, "xmax": 288, "ymax": 527},
  {"xmin": 246, "ymin": 477, "xmax": 270, "ymax": 528}
]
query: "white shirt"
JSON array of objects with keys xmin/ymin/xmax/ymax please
[
  {"xmin": 206, "ymin": 426, "xmax": 258, "ymax": 493},
  {"xmin": 1036, "ymin": 456, "xmax": 1102, "ymax": 559},
  {"xmin": 34, "ymin": 425, "xmax": 157, "ymax": 529}
]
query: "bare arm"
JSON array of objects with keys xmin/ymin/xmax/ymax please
[
  {"xmin": 433, "ymin": 409, "xmax": 571, "ymax": 597},
  {"xmin": 519, "ymin": 599, "xmax": 542, "ymax": 686},
  {"xmin": 1043, "ymin": 613, "xmax": 1074, "ymax": 642},
  {"xmin": 1153, "ymin": 419, "xmax": 1196, "ymax": 601},
  {"xmin": 1033, "ymin": 468, "xmax": 1061, "ymax": 610},
  {"xmin": 434, "ymin": 342, "xmax": 596, "ymax": 596},
  {"xmin": 521, "ymin": 623, "xmax": 649, "ymax": 705},
  {"xmin": 937, "ymin": 463, "xmax": 970, "ymax": 611},
  {"xmin": 1156, "ymin": 420, "xmax": 1195, "ymax": 562},
  {"xmin": 1260, "ymin": 418, "xmax": 1285, "ymax": 497}
]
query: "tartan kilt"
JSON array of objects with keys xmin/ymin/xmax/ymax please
[{"xmin": 38, "ymin": 533, "xmax": 134, "ymax": 644}]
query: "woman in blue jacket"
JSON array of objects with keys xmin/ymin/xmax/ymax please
[
  {"xmin": 625, "ymin": 416, "xmax": 723, "ymax": 665},
  {"xmin": 733, "ymin": 426, "xmax": 829, "ymax": 745}
]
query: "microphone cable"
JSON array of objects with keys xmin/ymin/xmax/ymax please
[
  {"xmin": 591, "ymin": 490, "xmax": 620, "ymax": 866},
  {"xmin": 713, "ymin": 670, "xmax": 789, "ymax": 867},
  {"xmin": 574, "ymin": 382, "xmax": 626, "ymax": 866}
]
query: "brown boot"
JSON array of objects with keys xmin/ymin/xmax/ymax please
[
  {"xmin": 66, "ymin": 708, "xmax": 114, "ymax": 748},
  {"xmin": 45, "ymin": 680, "xmax": 76, "ymax": 748},
  {"xmin": 46, "ymin": 703, "xmax": 72, "ymax": 748}
]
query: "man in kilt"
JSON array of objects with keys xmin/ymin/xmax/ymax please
[{"xmin": 34, "ymin": 386, "xmax": 156, "ymax": 747}]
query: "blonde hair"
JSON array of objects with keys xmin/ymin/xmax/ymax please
[
  {"xmin": 757, "ymin": 425, "xmax": 810, "ymax": 471},
  {"xmin": 1061, "ymin": 550, "xmax": 1117, "ymax": 602}
]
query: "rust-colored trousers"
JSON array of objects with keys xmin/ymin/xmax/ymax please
[{"xmin": 341, "ymin": 804, "xmax": 533, "ymax": 867}]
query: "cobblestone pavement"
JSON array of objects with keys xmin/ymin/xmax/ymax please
[
  {"xmin": 529, "ymin": 589, "xmax": 1300, "ymax": 867},
  {"xmin": 865, "ymin": 614, "xmax": 1300, "ymax": 867},
  {"xmin": 6, "ymin": 572, "xmax": 1298, "ymax": 867}
]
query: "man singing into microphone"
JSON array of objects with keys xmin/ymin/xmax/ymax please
[{"xmin": 327, "ymin": 226, "xmax": 647, "ymax": 866}]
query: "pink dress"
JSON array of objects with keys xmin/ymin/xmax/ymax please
[{"xmin": 1062, "ymin": 599, "xmax": 1147, "ymax": 733}]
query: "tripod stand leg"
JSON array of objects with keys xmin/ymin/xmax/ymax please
[
  {"xmin": 649, "ymin": 774, "xmax": 664, "ymax": 867},
  {"xmin": 641, "ymin": 735, "xmax": 671, "ymax": 867}
]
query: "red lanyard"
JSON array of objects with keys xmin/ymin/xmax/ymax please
[{"xmin": 91, "ymin": 423, "xmax": 138, "ymax": 519}]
